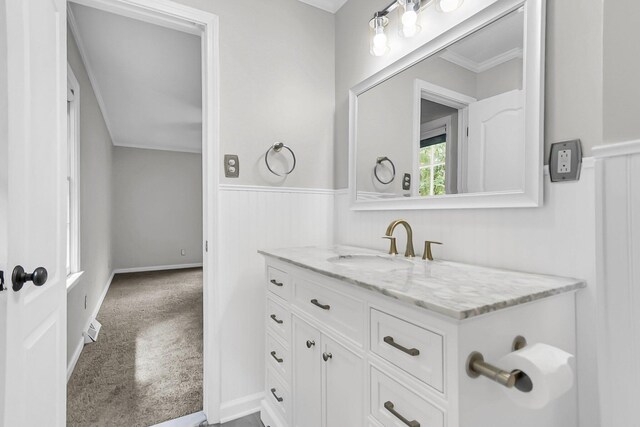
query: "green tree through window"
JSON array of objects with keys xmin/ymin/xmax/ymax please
[{"xmin": 419, "ymin": 142, "xmax": 446, "ymax": 196}]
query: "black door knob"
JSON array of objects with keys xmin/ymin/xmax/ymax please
[{"xmin": 12, "ymin": 265, "xmax": 48, "ymax": 291}]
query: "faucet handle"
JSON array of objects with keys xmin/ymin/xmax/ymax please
[
  {"xmin": 422, "ymin": 241, "xmax": 442, "ymax": 261},
  {"xmin": 382, "ymin": 236, "xmax": 399, "ymax": 255}
]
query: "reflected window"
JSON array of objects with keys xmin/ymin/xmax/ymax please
[{"xmin": 419, "ymin": 141, "xmax": 446, "ymax": 196}]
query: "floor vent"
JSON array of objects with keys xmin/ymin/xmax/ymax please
[{"xmin": 84, "ymin": 319, "xmax": 102, "ymax": 344}]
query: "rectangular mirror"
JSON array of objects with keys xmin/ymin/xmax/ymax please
[{"xmin": 350, "ymin": 0, "xmax": 544, "ymax": 209}]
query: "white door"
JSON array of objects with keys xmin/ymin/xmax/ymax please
[
  {"xmin": 466, "ymin": 89, "xmax": 525, "ymax": 193},
  {"xmin": 322, "ymin": 336, "xmax": 363, "ymax": 427},
  {"xmin": 1, "ymin": 0, "xmax": 67, "ymax": 426},
  {"xmin": 292, "ymin": 316, "xmax": 322, "ymax": 427}
]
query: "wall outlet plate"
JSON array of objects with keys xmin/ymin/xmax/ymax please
[
  {"xmin": 224, "ymin": 154, "xmax": 239, "ymax": 178},
  {"xmin": 549, "ymin": 139, "xmax": 582, "ymax": 182},
  {"xmin": 402, "ymin": 173, "xmax": 411, "ymax": 190}
]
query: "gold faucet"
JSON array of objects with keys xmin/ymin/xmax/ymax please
[
  {"xmin": 422, "ymin": 240, "xmax": 443, "ymax": 261},
  {"xmin": 384, "ymin": 220, "xmax": 415, "ymax": 257}
]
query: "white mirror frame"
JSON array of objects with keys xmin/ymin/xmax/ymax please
[{"xmin": 349, "ymin": 0, "xmax": 545, "ymax": 210}]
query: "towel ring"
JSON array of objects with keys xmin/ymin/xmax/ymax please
[
  {"xmin": 374, "ymin": 156, "xmax": 396, "ymax": 185},
  {"xmin": 265, "ymin": 142, "xmax": 297, "ymax": 176}
]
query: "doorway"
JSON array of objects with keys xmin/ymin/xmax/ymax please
[{"xmin": 64, "ymin": 0, "xmax": 220, "ymax": 424}]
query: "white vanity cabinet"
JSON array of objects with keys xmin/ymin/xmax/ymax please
[
  {"xmin": 291, "ymin": 317, "xmax": 364, "ymax": 427},
  {"xmin": 260, "ymin": 247, "xmax": 584, "ymax": 427}
]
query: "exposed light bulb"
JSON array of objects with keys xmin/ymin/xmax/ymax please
[
  {"xmin": 400, "ymin": 0, "xmax": 421, "ymax": 38},
  {"xmin": 402, "ymin": 10, "xmax": 418, "ymax": 27},
  {"xmin": 369, "ymin": 14, "xmax": 389, "ymax": 56},
  {"xmin": 438, "ymin": 0, "xmax": 464, "ymax": 13},
  {"xmin": 373, "ymin": 31, "xmax": 388, "ymax": 49},
  {"xmin": 372, "ymin": 28, "xmax": 388, "ymax": 56}
]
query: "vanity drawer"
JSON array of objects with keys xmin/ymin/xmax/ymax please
[
  {"xmin": 267, "ymin": 367, "xmax": 290, "ymax": 424},
  {"xmin": 370, "ymin": 367, "xmax": 444, "ymax": 427},
  {"xmin": 293, "ymin": 278, "xmax": 365, "ymax": 346},
  {"xmin": 267, "ymin": 297, "xmax": 291, "ymax": 343},
  {"xmin": 267, "ymin": 265, "xmax": 291, "ymax": 301},
  {"xmin": 266, "ymin": 332, "xmax": 290, "ymax": 383},
  {"xmin": 370, "ymin": 309, "xmax": 444, "ymax": 392}
]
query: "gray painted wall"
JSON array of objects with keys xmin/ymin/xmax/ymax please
[
  {"xmin": 172, "ymin": 0, "xmax": 335, "ymax": 189},
  {"xmin": 67, "ymin": 27, "xmax": 115, "ymax": 366},
  {"xmin": 603, "ymin": 0, "xmax": 640, "ymax": 143},
  {"xmin": 111, "ymin": 147, "xmax": 203, "ymax": 270}
]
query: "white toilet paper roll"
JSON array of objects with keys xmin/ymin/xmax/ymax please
[{"xmin": 497, "ymin": 343, "xmax": 575, "ymax": 409}]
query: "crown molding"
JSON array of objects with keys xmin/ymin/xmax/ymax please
[
  {"xmin": 67, "ymin": 6, "xmax": 118, "ymax": 146},
  {"xmin": 440, "ymin": 47, "xmax": 523, "ymax": 73}
]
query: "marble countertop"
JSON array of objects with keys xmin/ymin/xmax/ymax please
[{"xmin": 258, "ymin": 245, "xmax": 586, "ymax": 320}]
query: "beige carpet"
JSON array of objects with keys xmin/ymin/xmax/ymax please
[{"xmin": 68, "ymin": 268, "xmax": 203, "ymax": 427}]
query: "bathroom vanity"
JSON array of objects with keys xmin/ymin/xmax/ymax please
[{"xmin": 259, "ymin": 246, "xmax": 585, "ymax": 427}]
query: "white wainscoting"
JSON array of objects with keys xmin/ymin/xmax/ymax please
[
  {"xmin": 593, "ymin": 140, "xmax": 640, "ymax": 427},
  {"xmin": 217, "ymin": 185, "xmax": 334, "ymax": 420},
  {"xmin": 334, "ymin": 160, "xmax": 600, "ymax": 427}
]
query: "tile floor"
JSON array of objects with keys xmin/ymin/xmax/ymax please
[{"xmin": 212, "ymin": 412, "xmax": 263, "ymax": 427}]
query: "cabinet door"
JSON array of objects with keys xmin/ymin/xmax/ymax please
[
  {"xmin": 323, "ymin": 336, "xmax": 364, "ymax": 427},
  {"xmin": 293, "ymin": 316, "xmax": 322, "ymax": 427}
]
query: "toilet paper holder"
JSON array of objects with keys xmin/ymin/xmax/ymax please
[{"xmin": 466, "ymin": 335, "xmax": 533, "ymax": 392}]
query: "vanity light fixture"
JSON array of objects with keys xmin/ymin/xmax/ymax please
[
  {"xmin": 370, "ymin": 0, "xmax": 464, "ymax": 56},
  {"xmin": 369, "ymin": 11, "xmax": 390, "ymax": 57}
]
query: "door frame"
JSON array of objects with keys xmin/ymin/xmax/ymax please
[
  {"xmin": 412, "ymin": 79, "xmax": 476, "ymax": 196},
  {"xmin": 65, "ymin": 0, "xmax": 221, "ymax": 422}
]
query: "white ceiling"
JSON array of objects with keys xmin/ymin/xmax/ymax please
[
  {"xmin": 298, "ymin": 0, "xmax": 348, "ymax": 14},
  {"xmin": 69, "ymin": 3, "xmax": 202, "ymax": 153},
  {"xmin": 440, "ymin": 9, "xmax": 524, "ymax": 73}
]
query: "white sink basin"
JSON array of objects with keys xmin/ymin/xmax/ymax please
[{"xmin": 327, "ymin": 254, "xmax": 414, "ymax": 271}]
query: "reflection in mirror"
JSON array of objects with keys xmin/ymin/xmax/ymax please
[{"xmin": 355, "ymin": 8, "xmax": 525, "ymax": 201}]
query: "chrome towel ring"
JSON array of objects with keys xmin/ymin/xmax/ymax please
[
  {"xmin": 265, "ymin": 142, "xmax": 297, "ymax": 176},
  {"xmin": 374, "ymin": 156, "xmax": 396, "ymax": 185}
]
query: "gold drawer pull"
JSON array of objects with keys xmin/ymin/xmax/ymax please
[
  {"xmin": 384, "ymin": 336, "xmax": 420, "ymax": 356},
  {"xmin": 384, "ymin": 401, "xmax": 420, "ymax": 427}
]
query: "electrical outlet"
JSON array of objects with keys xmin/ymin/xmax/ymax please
[
  {"xmin": 558, "ymin": 150, "xmax": 571, "ymax": 173},
  {"xmin": 181, "ymin": 249, "xmax": 186, "ymax": 256},
  {"xmin": 549, "ymin": 139, "xmax": 582, "ymax": 182}
]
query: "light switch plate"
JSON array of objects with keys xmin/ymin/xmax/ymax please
[
  {"xmin": 549, "ymin": 139, "xmax": 582, "ymax": 182},
  {"xmin": 224, "ymin": 154, "xmax": 239, "ymax": 178}
]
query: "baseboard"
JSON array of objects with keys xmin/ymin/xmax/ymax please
[
  {"xmin": 219, "ymin": 392, "xmax": 264, "ymax": 424},
  {"xmin": 66, "ymin": 336, "xmax": 84, "ymax": 382},
  {"xmin": 150, "ymin": 411, "xmax": 207, "ymax": 427},
  {"xmin": 113, "ymin": 263, "xmax": 203, "ymax": 274},
  {"xmin": 82, "ymin": 271, "xmax": 115, "ymax": 338},
  {"xmin": 68, "ymin": 270, "xmax": 114, "ymax": 381}
]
